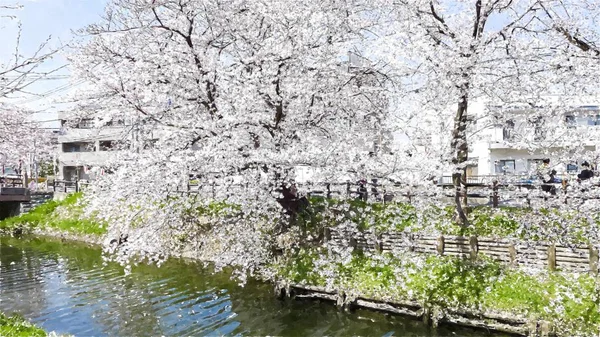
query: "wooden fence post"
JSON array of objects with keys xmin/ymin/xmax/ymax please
[
  {"xmin": 469, "ymin": 236, "xmax": 478, "ymax": 260},
  {"xmin": 436, "ymin": 235, "xmax": 445, "ymax": 255},
  {"xmin": 562, "ymin": 179, "xmax": 568, "ymax": 205},
  {"xmin": 346, "ymin": 181, "xmax": 351, "ymax": 198},
  {"xmin": 375, "ymin": 233, "xmax": 383, "ymax": 253},
  {"xmin": 548, "ymin": 244, "xmax": 556, "ymax": 271},
  {"xmin": 540, "ymin": 320, "xmax": 555, "ymax": 337},
  {"xmin": 589, "ymin": 245, "xmax": 599, "ymax": 274},
  {"xmin": 349, "ymin": 237, "xmax": 358, "ymax": 250},
  {"xmin": 326, "ymin": 183, "xmax": 331, "ymax": 199},
  {"xmin": 211, "ymin": 181, "xmax": 216, "ymax": 198},
  {"xmin": 508, "ymin": 243, "xmax": 517, "ymax": 267},
  {"xmin": 492, "ymin": 180, "xmax": 499, "ymax": 208},
  {"xmin": 323, "ymin": 227, "xmax": 331, "ymax": 242}
]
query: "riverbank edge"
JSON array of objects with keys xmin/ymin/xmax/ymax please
[
  {"xmin": 0, "ymin": 311, "xmax": 50, "ymax": 337},
  {"xmin": 13, "ymin": 228, "xmax": 555, "ymax": 337},
  {"xmin": 276, "ymin": 283, "xmax": 551, "ymax": 337}
]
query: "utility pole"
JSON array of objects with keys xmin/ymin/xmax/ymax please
[
  {"xmin": 33, "ymin": 130, "xmax": 38, "ymax": 191},
  {"xmin": 52, "ymin": 152, "xmax": 56, "ymax": 180}
]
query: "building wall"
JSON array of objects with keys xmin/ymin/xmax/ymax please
[
  {"xmin": 56, "ymin": 117, "xmax": 127, "ymax": 181},
  {"xmin": 467, "ymin": 100, "xmax": 600, "ymax": 177},
  {"xmin": 484, "ymin": 147, "xmax": 597, "ymax": 176}
]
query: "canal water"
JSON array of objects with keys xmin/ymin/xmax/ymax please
[{"xmin": 0, "ymin": 236, "xmax": 509, "ymax": 336}]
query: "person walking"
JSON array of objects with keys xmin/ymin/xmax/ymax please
[
  {"xmin": 357, "ymin": 179, "xmax": 368, "ymax": 201},
  {"xmin": 577, "ymin": 161, "xmax": 594, "ymax": 181},
  {"xmin": 537, "ymin": 158, "xmax": 557, "ymax": 195}
]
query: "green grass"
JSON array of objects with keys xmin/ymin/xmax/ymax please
[
  {"xmin": 276, "ymin": 249, "xmax": 600, "ymax": 336},
  {"xmin": 0, "ymin": 312, "xmax": 46, "ymax": 337},
  {"xmin": 0, "ymin": 193, "xmax": 106, "ymax": 236}
]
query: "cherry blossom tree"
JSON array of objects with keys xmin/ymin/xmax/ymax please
[
  {"xmin": 364, "ymin": 0, "xmax": 600, "ymax": 224},
  {"xmin": 72, "ymin": 0, "xmax": 600, "ymax": 275},
  {"xmin": 71, "ymin": 0, "xmax": 397, "ymax": 268},
  {"xmin": 0, "ymin": 4, "xmax": 57, "ymax": 170}
]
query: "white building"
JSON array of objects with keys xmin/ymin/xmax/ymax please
[
  {"xmin": 467, "ymin": 99, "xmax": 600, "ymax": 178},
  {"xmin": 56, "ymin": 112, "xmax": 127, "ymax": 181}
]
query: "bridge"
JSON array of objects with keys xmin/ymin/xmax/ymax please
[
  {"xmin": 0, "ymin": 187, "xmax": 30, "ymax": 220},
  {"xmin": 0, "ymin": 187, "xmax": 31, "ymax": 202}
]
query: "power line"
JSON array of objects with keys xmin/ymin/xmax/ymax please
[
  {"xmin": 56, "ymin": 132, "xmax": 129, "ymax": 143},
  {"xmin": 1, "ymin": 75, "xmax": 71, "ymax": 80},
  {"xmin": 1, "ymin": 118, "xmax": 61, "ymax": 125},
  {"xmin": 13, "ymin": 79, "xmax": 86, "ymax": 105}
]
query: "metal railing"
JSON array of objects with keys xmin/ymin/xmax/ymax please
[
  {"xmin": 43, "ymin": 176, "xmax": 600, "ymax": 208},
  {"xmin": 50, "ymin": 180, "xmax": 90, "ymax": 193},
  {"xmin": 0, "ymin": 175, "xmax": 24, "ymax": 188},
  {"xmin": 437, "ymin": 174, "xmax": 539, "ymax": 186}
]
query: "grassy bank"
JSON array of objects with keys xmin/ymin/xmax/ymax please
[
  {"xmin": 0, "ymin": 312, "xmax": 46, "ymax": 337},
  {"xmin": 0, "ymin": 193, "xmax": 105, "ymax": 236},
  {"xmin": 275, "ymin": 248, "xmax": 600, "ymax": 336}
]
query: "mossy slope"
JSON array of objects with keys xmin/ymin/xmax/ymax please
[{"xmin": 0, "ymin": 193, "xmax": 105, "ymax": 236}]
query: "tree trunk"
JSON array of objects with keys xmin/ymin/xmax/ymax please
[{"xmin": 451, "ymin": 94, "xmax": 469, "ymax": 227}]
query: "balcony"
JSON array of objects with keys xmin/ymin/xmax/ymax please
[
  {"xmin": 58, "ymin": 127, "xmax": 126, "ymax": 143},
  {"xmin": 57, "ymin": 151, "xmax": 115, "ymax": 166}
]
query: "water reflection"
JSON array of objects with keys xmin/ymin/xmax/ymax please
[{"xmin": 0, "ymin": 236, "xmax": 509, "ymax": 337}]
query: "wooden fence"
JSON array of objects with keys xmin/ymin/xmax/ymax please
[{"xmin": 326, "ymin": 228, "xmax": 600, "ymax": 273}]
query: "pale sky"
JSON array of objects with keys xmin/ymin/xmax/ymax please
[{"xmin": 0, "ymin": 0, "xmax": 107, "ymax": 128}]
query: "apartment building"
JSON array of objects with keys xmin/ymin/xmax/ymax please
[
  {"xmin": 56, "ymin": 112, "xmax": 126, "ymax": 181},
  {"xmin": 468, "ymin": 100, "xmax": 600, "ymax": 178}
]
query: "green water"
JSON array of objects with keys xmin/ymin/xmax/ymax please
[{"xmin": 0, "ymin": 236, "xmax": 510, "ymax": 336}]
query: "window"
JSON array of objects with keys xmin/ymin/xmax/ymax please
[
  {"xmin": 495, "ymin": 160, "xmax": 515, "ymax": 174},
  {"xmin": 503, "ymin": 120, "xmax": 515, "ymax": 140},
  {"xmin": 76, "ymin": 119, "xmax": 94, "ymax": 129},
  {"xmin": 565, "ymin": 115, "xmax": 576, "ymax": 128},
  {"xmin": 99, "ymin": 141, "xmax": 116, "ymax": 151},
  {"xmin": 106, "ymin": 119, "xmax": 125, "ymax": 127},
  {"xmin": 529, "ymin": 116, "xmax": 546, "ymax": 141},
  {"xmin": 567, "ymin": 163, "xmax": 578, "ymax": 173},
  {"xmin": 62, "ymin": 142, "xmax": 95, "ymax": 152},
  {"xmin": 587, "ymin": 115, "xmax": 600, "ymax": 126}
]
